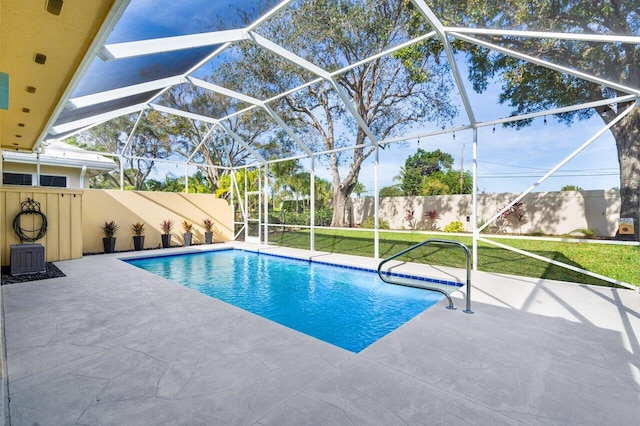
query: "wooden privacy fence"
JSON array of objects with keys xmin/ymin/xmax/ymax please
[{"xmin": 1, "ymin": 187, "xmax": 83, "ymax": 266}]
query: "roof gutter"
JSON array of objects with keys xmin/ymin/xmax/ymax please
[
  {"xmin": 33, "ymin": 0, "xmax": 133, "ymax": 153},
  {"xmin": 2, "ymin": 151, "xmax": 117, "ymax": 171}
]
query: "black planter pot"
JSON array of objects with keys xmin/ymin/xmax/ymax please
[
  {"xmin": 103, "ymin": 237, "xmax": 116, "ymax": 254},
  {"xmin": 183, "ymin": 233, "xmax": 192, "ymax": 247},
  {"xmin": 161, "ymin": 234, "xmax": 171, "ymax": 248},
  {"xmin": 133, "ymin": 235, "xmax": 145, "ymax": 251},
  {"xmin": 204, "ymin": 231, "xmax": 213, "ymax": 244}
]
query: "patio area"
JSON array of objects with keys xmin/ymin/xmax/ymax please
[{"xmin": 1, "ymin": 243, "xmax": 639, "ymax": 425}]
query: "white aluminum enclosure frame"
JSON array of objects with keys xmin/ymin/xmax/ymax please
[{"xmin": 40, "ymin": 0, "xmax": 640, "ymax": 290}]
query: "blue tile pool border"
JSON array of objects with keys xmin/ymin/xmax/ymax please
[
  {"xmin": 248, "ymin": 250, "xmax": 463, "ymax": 288},
  {"xmin": 122, "ymin": 247, "xmax": 462, "ymax": 289}
]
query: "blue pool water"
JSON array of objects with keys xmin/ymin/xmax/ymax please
[{"xmin": 125, "ymin": 250, "xmax": 445, "ymax": 352}]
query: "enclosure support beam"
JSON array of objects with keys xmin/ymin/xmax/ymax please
[
  {"xmin": 310, "ymin": 157, "xmax": 316, "ymax": 253},
  {"xmin": 188, "ymin": 77, "xmax": 263, "ymax": 106},
  {"xmin": 244, "ymin": 166, "xmax": 249, "ymax": 242},
  {"xmin": 262, "ymin": 105, "xmax": 314, "ymax": 157},
  {"xmin": 479, "ymin": 237, "xmax": 636, "ymax": 290},
  {"xmin": 249, "ymin": 32, "xmax": 330, "ymax": 79},
  {"xmin": 184, "ymin": 164, "xmax": 189, "ymax": 194},
  {"xmin": 222, "ymin": 138, "xmax": 246, "ymax": 240},
  {"xmin": 453, "ymin": 33, "xmax": 640, "ymax": 97},
  {"xmin": 472, "ymin": 128, "xmax": 478, "ymax": 271},
  {"xmin": 330, "ymin": 78, "xmax": 379, "ymax": 145},
  {"xmin": 409, "ymin": 0, "xmax": 477, "ymax": 125},
  {"xmin": 186, "ymin": 123, "xmax": 217, "ymax": 163},
  {"xmin": 374, "ymin": 146, "xmax": 380, "ymax": 259},
  {"xmin": 150, "ymin": 104, "xmax": 219, "ymax": 125},
  {"xmin": 120, "ymin": 109, "xmax": 146, "ymax": 158},
  {"xmin": 100, "ymin": 29, "xmax": 247, "ymax": 60},
  {"xmin": 50, "ymin": 103, "xmax": 147, "ymax": 136},
  {"xmin": 67, "ymin": 76, "xmax": 185, "ymax": 109},
  {"xmin": 263, "ymin": 163, "xmax": 269, "ymax": 246},
  {"xmin": 119, "ymin": 155, "xmax": 124, "ymax": 191},
  {"xmin": 477, "ymin": 95, "xmax": 638, "ymax": 129},
  {"xmin": 118, "ymin": 109, "xmax": 146, "ymax": 192},
  {"xmin": 217, "ymin": 122, "xmax": 267, "ymax": 164}
]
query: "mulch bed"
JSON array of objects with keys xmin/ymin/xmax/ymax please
[{"xmin": 1, "ymin": 263, "xmax": 66, "ymax": 285}]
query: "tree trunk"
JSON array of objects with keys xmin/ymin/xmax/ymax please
[
  {"xmin": 610, "ymin": 108, "xmax": 640, "ymax": 241},
  {"xmin": 329, "ymin": 150, "xmax": 364, "ymax": 227},
  {"xmin": 331, "ymin": 185, "xmax": 352, "ymax": 227},
  {"xmin": 597, "ymin": 105, "xmax": 640, "ymax": 241}
]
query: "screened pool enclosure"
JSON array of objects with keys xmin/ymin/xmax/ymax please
[{"xmin": 34, "ymin": 0, "xmax": 640, "ymax": 290}]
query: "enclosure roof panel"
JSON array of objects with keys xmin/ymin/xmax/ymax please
[{"xmin": 2, "ymin": 0, "xmax": 639, "ymax": 159}]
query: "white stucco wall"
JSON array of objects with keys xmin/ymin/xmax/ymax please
[{"xmin": 351, "ymin": 190, "xmax": 622, "ymax": 236}]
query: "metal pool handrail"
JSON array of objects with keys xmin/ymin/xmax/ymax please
[{"xmin": 377, "ymin": 239, "xmax": 473, "ymax": 314}]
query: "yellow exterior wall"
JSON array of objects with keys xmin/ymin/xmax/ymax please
[
  {"xmin": 1, "ymin": 187, "xmax": 83, "ymax": 266},
  {"xmin": 82, "ymin": 190, "xmax": 233, "ymax": 253}
]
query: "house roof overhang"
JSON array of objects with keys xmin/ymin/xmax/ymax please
[{"xmin": 0, "ymin": 0, "xmax": 129, "ymax": 152}]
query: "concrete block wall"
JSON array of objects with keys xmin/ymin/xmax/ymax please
[{"xmin": 350, "ymin": 190, "xmax": 621, "ymax": 236}]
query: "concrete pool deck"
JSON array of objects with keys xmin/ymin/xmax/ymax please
[{"xmin": 1, "ymin": 243, "xmax": 639, "ymax": 425}]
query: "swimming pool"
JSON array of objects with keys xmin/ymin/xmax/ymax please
[{"xmin": 125, "ymin": 250, "xmax": 450, "ymax": 352}]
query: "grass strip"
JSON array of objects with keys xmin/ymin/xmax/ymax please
[{"xmin": 267, "ymin": 228, "xmax": 639, "ymax": 288}]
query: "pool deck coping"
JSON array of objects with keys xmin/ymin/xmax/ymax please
[{"xmin": 1, "ymin": 242, "xmax": 639, "ymax": 425}]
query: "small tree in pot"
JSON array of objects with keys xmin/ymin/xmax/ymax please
[
  {"xmin": 131, "ymin": 222, "xmax": 145, "ymax": 251},
  {"xmin": 160, "ymin": 219, "xmax": 173, "ymax": 248},
  {"xmin": 203, "ymin": 218, "xmax": 214, "ymax": 244},
  {"xmin": 101, "ymin": 221, "xmax": 119, "ymax": 253},
  {"xmin": 182, "ymin": 220, "xmax": 194, "ymax": 246}
]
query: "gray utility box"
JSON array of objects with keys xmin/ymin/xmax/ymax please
[{"xmin": 10, "ymin": 244, "xmax": 46, "ymax": 275}]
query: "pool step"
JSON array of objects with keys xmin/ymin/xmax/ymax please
[
  {"xmin": 380, "ymin": 274, "xmax": 462, "ymax": 295},
  {"xmin": 377, "ymin": 238, "xmax": 473, "ymax": 313}
]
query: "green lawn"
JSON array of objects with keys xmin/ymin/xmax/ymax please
[{"xmin": 267, "ymin": 228, "xmax": 640, "ymax": 288}]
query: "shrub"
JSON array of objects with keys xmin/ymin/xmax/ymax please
[
  {"xmin": 160, "ymin": 219, "xmax": 173, "ymax": 234},
  {"xmin": 315, "ymin": 207, "xmax": 333, "ymax": 227},
  {"xmin": 268, "ymin": 213, "xmax": 283, "ymax": 224},
  {"xmin": 203, "ymin": 218, "xmax": 214, "ymax": 232},
  {"xmin": 101, "ymin": 221, "xmax": 119, "ymax": 238},
  {"xmin": 273, "ymin": 207, "xmax": 334, "ymax": 227},
  {"xmin": 425, "ymin": 209, "xmax": 441, "ymax": 230},
  {"xmin": 283, "ymin": 211, "xmax": 309, "ymax": 226},
  {"xmin": 566, "ymin": 228, "xmax": 596, "ymax": 238},
  {"xmin": 443, "ymin": 221, "xmax": 464, "ymax": 233},
  {"xmin": 130, "ymin": 222, "xmax": 145, "ymax": 236},
  {"xmin": 405, "ymin": 210, "xmax": 416, "ymax": 229},
  {"xmin": 500, "ymin": 200, "xmax": 527, "ymax": 234},
  {"xmin": 361, "ymin": 216, "xmax": 389, "ymax": 229},
  {"xmin": 527, "ymin": 231, "xmax": 546, "ymax": 237},
  {"xmin": 182, "ymin": 220, "xmax": 194, "ymax": 233}
]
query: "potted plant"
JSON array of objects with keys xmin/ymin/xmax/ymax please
[
  {"xmin": 131, "ymin": 222, "xmax": 145, "ymax": 251},
  {"xmin": 182, "ymin": 220, "xmax": 193, "ymax": 246},
  {"xmin": 100, "ymin": 221, "xmax": 119, "ymax": 253},
  {"xmin": 160, "ymin": 219, "xmax": 173, "ymax": 248},
  {"xmin": 203, "ymin": 218, "xmax": 214, "ymax": 244}
]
